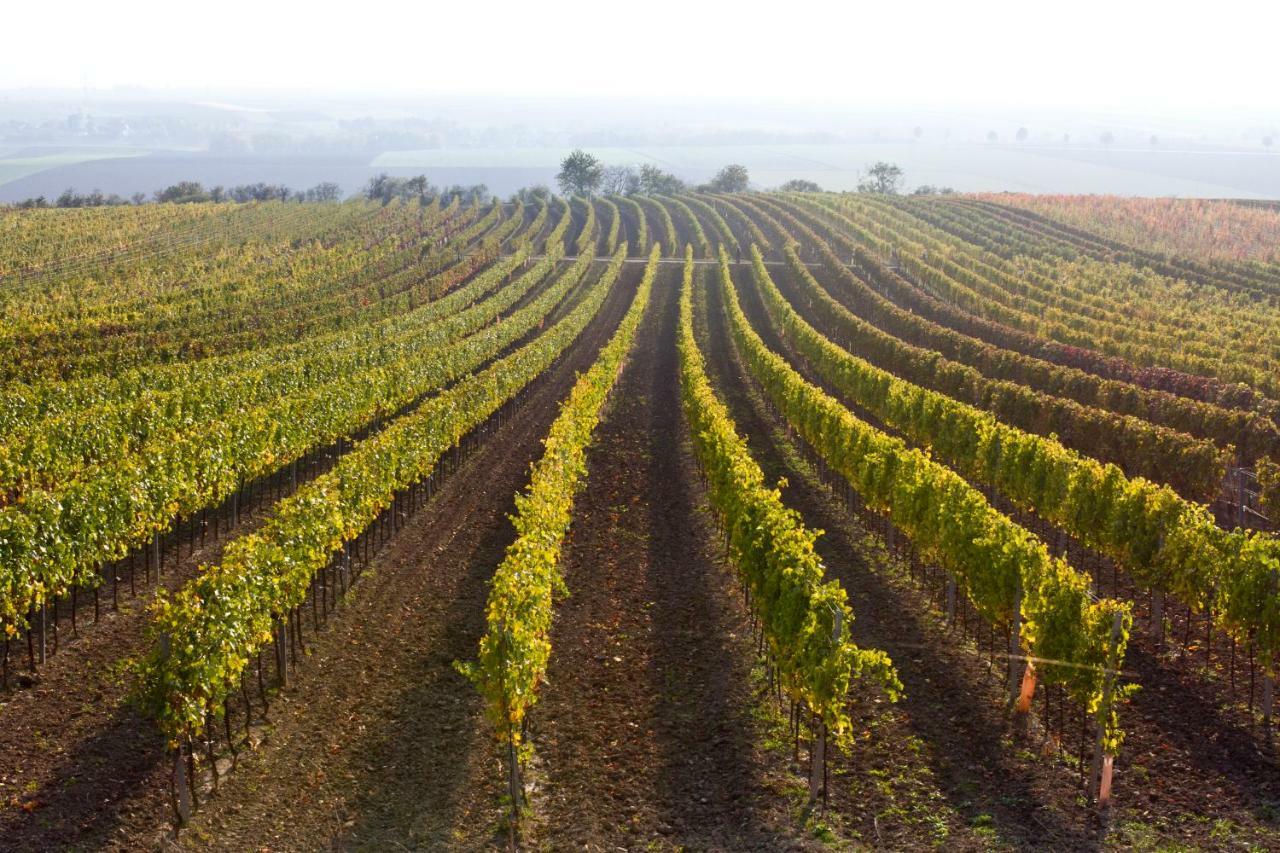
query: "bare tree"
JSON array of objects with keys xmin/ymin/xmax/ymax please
[
  {"xmin": 600, "ymin": 165, "xmax": 637, "ymax": 196},
  {"xmin": 857, "ymin": 162, "xmax": 904, "ymax": 195}
]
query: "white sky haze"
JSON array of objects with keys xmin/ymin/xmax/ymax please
[{"xmin": 3, "ymin": 0, "xmax": 1278, "ymax": 115}]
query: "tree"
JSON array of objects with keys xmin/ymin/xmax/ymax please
[
  {"xmin": 637, "ymin": 164, "xmax": 685, "ymax": 195},
  {"xmin": 1016, "ymin": 127, "xmax": 1029, "ymax": 142},
  {"xmin": 512, "ymin": 185, "xmax": 553, "ymax": 204},
  {"xmin": 857, "ymin": 161, "xmax": 904, "ymax": 195},
  {"xmin": 986, "ymin": 130, "xmax": 999, "ymax": 144},
  {"xmin": 229, "ymin": 183, "xmax": 292, "ymax": 203},
  {"xmin": 556, "ymin": 149, "xmax": 603, "ymax": 196},
  {"xmin": 364, "ymin": 173, "xmax": 396, "ymax": 203},
  {"xmin": 363, "ymin": 173, "xmax": 434, "ymax": 204},
  {"xmin": 707, "ymin": 164, "xmax": 750, "ymax": 193},
  {"xmin": 779, "ymin": 179, "xmax": 822, "ymax": 192},
  {"xmin": 1264, "ymin": 136, "xmax": 1274, "ymax": 148},
  {"xmin": 404, "ymin": 175, "xmax": 430, "ymax": 199},
  {"xmin": 1149, "ymin": 135, "xmax": 1159, "ymax": 148},
  {"xmin": 155, "ymin": 181, "xmax": 208, "ymax": 203},
  {"xmin": 600, "ymin": 165, "xmax": 637, "ymax": 196},
  {"xmin": 1100, "ymin": 131, "xmax": 1115, "ymax": 147},
  {"xmin": 304, "ymin": 182, "xmax": 343, "ymax": 202},
  {"xmin": 911, "ymin": 185, "xmax": 955, "ymax": 196},
  {"xmin": 913, "ymin": 126, "xmax": 923, "ymax": 139},
  {"xmin": 440, "ymin": 184, "xmax": 490, "ymax": 205}
]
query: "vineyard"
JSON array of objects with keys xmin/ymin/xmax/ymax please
[{"xmin": 1, "ymin": 190, "xmax": 1279, "ymax": 851}]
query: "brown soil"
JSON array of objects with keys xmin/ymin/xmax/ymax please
[
  {"xmin": 0, "ymin": 262, "xmax": 627, "ymax": 852},
  {"xmin": 153, "ymin": 265, "xmax": 638, "ymax": 851},
  {"xmin": 0, "ymin": 460, "xmax": 335, "ymax": 852},
  {"xmin": 746, "ymin": 239, "xmax": 1280, "ymax": 850},
  {"xmin": 524, "ymin": 268, "xmax": 816, "ymax": 851},
  {"xmin": 10, "ymin": 193, "xmax": 1278, "ymax": 853},
  {"xmin": 700, "ymin": 211, "xmax": 1280, "ymax": 850},
  {"xmin": 699, "ymin": 265, "xmax": 1108, "ymax": 850}
]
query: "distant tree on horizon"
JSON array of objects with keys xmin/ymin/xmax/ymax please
[
  {"xmin": 557, "ymin": 149, "xmax": 604, "ymax": 196},
  {"xmin": 779, "ymin": 179, "xmax": 822, "ymax": 192},
  {"xmin": 600, "ymin": 165, "xmax": 637, "ymax": 196},
  {"xmin": 155, "ymin": 181, "xmax": 208, "ymax": 204},
  {"xmin": 304, "ymin": 182, "xmax": 343, "ymax": 202},
  {"xmin": 512, "ymin": 184, "xmax": 553, "ymax": 204},
  {"xmin": 857, "ymin": 162, "xmax": 904, "ymax": 195},
  {"xmin": 637, "ymin": 164, "xmax": 686, "ymax": 195},
  {"xmin": 706, "ymin": 164, "xmax": 750, "ymax": 193}
]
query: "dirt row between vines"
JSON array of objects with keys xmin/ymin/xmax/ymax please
[
  {"xmin": 0, "ymin": 447, "xmax": 343, "ymax": 852},
  {"xmin": 520, "ymin": 268, "xmax": 816, "ymax": 850},
  {"xmin": 770, "ymin": 253, "xmax": 1280, "ymax": 849},
  {"xmin": 175, "ymin": 261, "xmax": 825, "ymax": 852},
  {"xmin": 159, "ymin": 265, "xmax": 640, "ymax": 851},
  {"xmin": 700, "ymin": 264, "xmax": 1112, "ymax": 849},
  {"xmin": 0, "ymin": 245, "xmax": 567, "ymax": 852},
  {"xmin": 0, "ymin": 261, "xmax": 625, "ymax": 851},
  {"xmin": 711, "ymin": 201, "xmax": 1280, "ymax": 851}
]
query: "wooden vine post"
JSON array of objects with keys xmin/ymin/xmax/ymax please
[
  {"xmin": 945, "ymin": 574, "xmax": 957, "ymax": 626},
  {"xmin": 171, "ymin": 739, "xmax": 192, "ymax": 829},
  {"xmin": 1151, "ymin": 532, "xmax": 1165, "ymax": 650},
  {"xmin": 1262, "ymin": 570, "xmax": 1278, "ymax": 738},
  {"xmin": 151, "ymin": 531, "xmax": 161, "ymax": 580},
  {"xmin": 1009, "ymin": 575, "xmax": 1039, "ymax": 740},
  {"xmin": 273, "ymin": 615, "xmax": 288, "ymax": 687},
  {"xmin": 1090, "ymin": 611, "xmax": 1125, "ymax": 810},
  {"xmin": 1008, "ymin": 579, "xmax": 1024, "ymax": 708},
  {"xmin": 808, "ymin": 714, "xmax": 826, "ymax": 805},
  {"xmin": 158, "ymin": 631, "xmax": 192, "ymax": 828},
  {"xmin": 809, "ymin": 607, "xmax": 842, "ymax": 804},
  {"xmin": 496, "ymin": 617, "xmax": 521, "ymax": 848}
]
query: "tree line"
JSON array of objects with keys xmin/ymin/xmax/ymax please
[
  {"xmin": 554, "ymin": 150, "xmax": 753, "ymax": 197},
  {"xmin": 552, "ymin": 149, "xmax": 951, "ymax": 198},
  {"xmin": 8, "ymin": 181, "xmax": 344, "ymax": 209},
  {"xmin": 4, "ymin": 159, "xmax": 952, "ymax": 211},
  {"xmin": 361, "ymin": 174, "xmax": 492, "ymax": 206}
]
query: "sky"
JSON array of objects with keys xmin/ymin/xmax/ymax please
[{"xmin": 3, "ymin": 0, "xmax": 1279, "ymax": 117}]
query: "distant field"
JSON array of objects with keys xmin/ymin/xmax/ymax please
[
  {"xmin": 2, "ymin": 141, "xmax": 1278, "ymax": 202},
  {"xmin": 0, "ymin": 148, "xmax": 148, "ymax": 188},
  {"xmin": 374, "ymin": 141, "xmax": 1280, "ymax": 197}
]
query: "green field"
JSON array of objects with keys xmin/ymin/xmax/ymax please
[
  {"xmin": 0, "ymin": 148, "xmax": 149, "ymax": 188},
  {"xmin": 372, "ymin": 141, "xmax": 1279, "ymax": 196}
]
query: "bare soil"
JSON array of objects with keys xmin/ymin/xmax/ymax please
[
  {"xmin": 524, "ymin": 268, "xmax": 817, "ymax": 851},
  {"xmin": 163, "ymin": 266, "xmax": 638, "ymax": 851}
]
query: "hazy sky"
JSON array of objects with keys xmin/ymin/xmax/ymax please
[{"xmin": 4, "ymin": 0, "xmax": 1278, "ymax": 115}]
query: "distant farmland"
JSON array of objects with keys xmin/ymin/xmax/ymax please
[{"xmin": 3, "ymin": 141, "xmax": 1280, "ymax": 201}]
